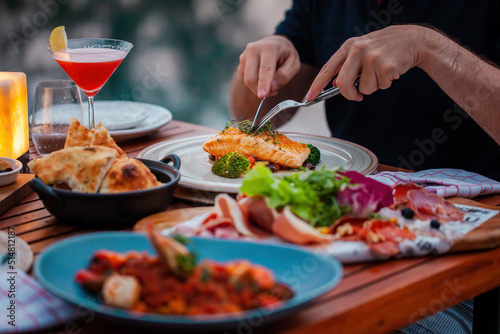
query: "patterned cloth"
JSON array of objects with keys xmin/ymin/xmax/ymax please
[
  {"xmin": 399, "ymin": 299, "xmax": 473, "ymax": 334},
  {"xmin": 371, "ymin": 169, "xmax": 500, "ymax": 198},
  {"xmin": 0, "ymin": 267, "xmax": 77, "ymax": 333}
]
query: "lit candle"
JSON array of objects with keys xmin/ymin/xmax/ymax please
[{"xmin": 0, "ymin": 72, "xmax": 29, "ymax": 160}]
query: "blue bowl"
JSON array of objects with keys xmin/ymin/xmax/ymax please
[{"xmin": 35, "ymin": 232, "xmax": 343, "ymax": 332}]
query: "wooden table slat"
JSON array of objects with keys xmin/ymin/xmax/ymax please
[{"xmin": 0, "ymin": 199, "xmax": 46, "ymax": 221}]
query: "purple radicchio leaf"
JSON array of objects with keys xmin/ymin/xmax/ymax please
[{"xmin": 337, "ymin": 171, "xmax": 394, "ymax": 217}]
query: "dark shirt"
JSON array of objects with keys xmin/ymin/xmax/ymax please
[{"xmin": 276, "ymin": 0, "xmax": 500, "ymax": 180}]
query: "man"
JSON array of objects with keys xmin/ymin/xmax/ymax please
[
  {"xmin": 230, "ymin": 1, "xmax": 500, "ymax": 333},
  {"xmin": 230, "ymin": 0, "xmax": 500, "ymax": 182}
]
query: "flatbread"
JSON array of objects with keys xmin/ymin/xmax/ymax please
[
  {"xmin": 28, "ymin": 146, "xmax": 117, "ymax": 193},
  {"xmin": 99, "ymin": 157, "xmax": 161, "ymax": 194},
  {"xmin": 64, "ymin": 118, "xmax": 95, "ymax": 148},
  {"xmin": 90, "ymin": 122, "xmax": 126, "ymax": 158}
]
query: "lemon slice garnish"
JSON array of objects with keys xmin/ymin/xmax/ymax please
[{"xmin": 49, "ymin": 26, "xmax": 68, "ymax": 51}]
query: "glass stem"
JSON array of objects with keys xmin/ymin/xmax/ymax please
[{"xmin": 88, "ymin": 96, "xmax": 95, "ymax": 129}]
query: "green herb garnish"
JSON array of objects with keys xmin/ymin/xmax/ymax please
[
  {"xmin": 176, "ymin": 253, "xmax": 197, "ymax": 274},
  {"xmin": 223, "ymin": 119, "xmax": 280, "ymax": 145},
  {"xmin": 201, "ymin": 266, "xmax": 211, "ymax": 283}
]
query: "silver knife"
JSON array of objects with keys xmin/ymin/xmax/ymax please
[{"xmin": 251, "ymin": 97, "xmax": 266, "ymax": 130}]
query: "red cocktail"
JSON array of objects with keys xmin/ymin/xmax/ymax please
[{"xmin": 47, "ymin": 39, "xmax": 133, "ymax": 129}]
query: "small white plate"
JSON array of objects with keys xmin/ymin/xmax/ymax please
[
  {"xmin": 92, "ymin": 101, "xmax": 173, "ymax": 142},
  {"xmin": 95, "ymin": 104, "xmax": 149, "ymax": 130},
  {"xmin": 138, "ymin": 133, "xmax": 378, "ymax": 193},
  {"xmin": 0, "ymin": 157, "xmax": 22, "ymax": 187},
  {"xmin": 0, "ymin": 231, "xmax": 33, "ymax": 271}
]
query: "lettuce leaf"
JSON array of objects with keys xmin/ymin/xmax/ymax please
[{"xmin": 240, "ymin": 166, "xmax": 351, "ymax": 227}]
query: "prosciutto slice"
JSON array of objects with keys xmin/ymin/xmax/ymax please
[
  {"xmin": 392, "ymin": 183, "xmax": 464, "ymax": 222},
  {"xmin": 393, "ymin": 183, "xmax": 422, "ymax": 206},
  {"xmin": 194, "ymin": 194, "xmax": 269, "ymax": 239},
  {"xmin": 272, "ymin": 206, "xmax": 333, "ymax": 244},
  {"xmin": 238, "ymin": 196, "xmax": 278, "ymax": 233},
  {"xmin": 407, "ymin": 189, "xmax": 465, "ymax": 222}
]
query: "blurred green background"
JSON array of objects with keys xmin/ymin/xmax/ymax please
[{"xmin": 0, "ymin": 0, "xmax": 291, "ymax": 129}]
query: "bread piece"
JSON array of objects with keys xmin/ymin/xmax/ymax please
[
  {"xmin": 64, "ymin": 118, "xmax": 94, "ymax": 148},
  {"xmin": 0, "ymin": 159, "xmax": 12, "ymax": 172},
  {"xmin": 99, "ymin": 157, "xmax": 161, "ymax": 193},
  {"xmin": 91, "ymin": 122, "xmax": 126, "ymax": 158},
  {"xmin": 28, "ymin": 146, "xmax": 117, "ymax": 193}
]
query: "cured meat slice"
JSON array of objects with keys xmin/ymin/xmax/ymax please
[
  {"xmin": 407, "ymin": 189, "xmax": 465, "ymax": 222},
  {"xmin": 238, "ymin": 196, "xmax": 278, "ymax": 233},
  {"xmin": 363, "ymin": 220, "xmax": 416, "ymax": 257},
  {"xmin": 213, "ymin": 194, "xmax": 269, "ymax": 237},
  {"xmin": 392, "ymin": 183, "xmax": 464, "ymax": 222},
  {"xmin": 192, "ymin": 194, "xmax": 269, "ymax": 239},
  {"xmin": 332, "ymin": 218, "xmax": 416, "ymax": 257},
  {"xmin": 272, "ymin": 206, "xmax": 333, "ymax": 244},
  {"xmin": 364, "ymin": 220, "xmax": 416, "ymax": 243},
  {"xmin": 393, "ymin": 183, "xmax": 422, "ymax": 206}
]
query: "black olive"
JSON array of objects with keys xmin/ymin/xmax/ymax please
[
  {"xmin": 430, "ymin": 220, "xmax": 441, "ymax": 229},
  {"xmin": 303, "ymin": 163, "xmax": 315, "ymax": 170},
  {"xmin": 401, "ymin": 208, "xmax": 415, "ymax": 219},
  {"xmin": 209, "ymin": 155, "xmax": 216, "ymax": 161},
  {"xmin": 267, "ymin": 164, "xmax": 278, "ymax": 173}
]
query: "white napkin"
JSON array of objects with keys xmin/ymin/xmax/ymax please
[{"xmin": 370, "ymin": 169, "xmax": 500, "ymax": 198}]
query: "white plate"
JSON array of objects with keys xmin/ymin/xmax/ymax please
[
  {"xmin": 93, "ymin": 101, "xmax": 172, "ymax": 142},
  {"xmin": 138, "ymin": 133, "xmax": 378, "ymax": 193},
  {"xmin": 94, "ymin": 103, "xmax": 149, "ymax": 130}
]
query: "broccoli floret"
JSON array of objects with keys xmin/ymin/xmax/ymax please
[
  {"xmin": 211, "ymin": 152, "xmax": 250, "ymax": 178},
  {"xmin": 304, "ymin": 144, "xmax": 321, "ymax": 165}
]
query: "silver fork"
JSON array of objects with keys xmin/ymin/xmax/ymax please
[{"xmin": 253, "ymin": 76, "xmax": 360, "ymax": 131}]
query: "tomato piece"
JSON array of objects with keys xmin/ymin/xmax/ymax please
[
  {"xmin": 93, "ymin": 250, "xmax": 125, "ymax": 269},
  {"xmin": 74, "ymin": 269, "xmax": 101, "ymax": 284}
]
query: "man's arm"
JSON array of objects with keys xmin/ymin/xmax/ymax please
[
  {"xmin": 418, "ymin": 28, "xmax": 500, "ymax": 145},
  {"xmin": 306, "ymin": 25, "xmax": 500, "ymax": 144}
]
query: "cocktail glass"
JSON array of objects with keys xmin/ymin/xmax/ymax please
[{"xmin": 47, "ymin": 38, "xmax": 133, "ymax": 129}]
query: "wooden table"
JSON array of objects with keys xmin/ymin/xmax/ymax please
[{"xmin": 1, "ymin": 120, "xmax": 499, "ymax": 334}]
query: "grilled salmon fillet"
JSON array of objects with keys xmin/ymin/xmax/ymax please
[{"xmin": 202, "ymin": 127, "xmax": 310, "ymax": 168}]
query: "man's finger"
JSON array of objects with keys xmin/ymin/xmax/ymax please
[
  {"xmin": 306, "ymin": 50, "xmax": 346, "ymax": 100},
  {"xmin": 357, "ymin": 63, "xmax": 379, "ymax": 96},
  {"xmin": 273, "ymin": 54, "xmax": 300, "ymax": 91},
  {"xmin": 376, "ymin": 64, "xmax": 400, "ymax": 90},
  {"xmin": 336, "ymin": 53, "xmax": 363, "ymax": 101},
  {"xmin": 257, "ymin": 52, "xmax": 278, "ymax": 98},
  {"xmin": 243, "ymin": 52, "xmax": 261, "ymax": 96}
]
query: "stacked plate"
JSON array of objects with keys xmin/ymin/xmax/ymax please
[{"xmin": 94, "ymin": 101, "xmax": 172, "ymax": 141}]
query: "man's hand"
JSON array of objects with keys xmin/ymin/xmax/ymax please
[
  {"xmin": 237, "ymin": 35, "xmax": 301, "ymax": 98},
  {"xmin": 306, "ymin": 25, "xmax": 428, "ymax": 101}
]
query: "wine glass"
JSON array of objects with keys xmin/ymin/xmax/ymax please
[
  {"xmin": 31, "ymin": 80, "xmax": 84, "ymax": 156},
  {"xmin": 46, "ymin": 38, "xmax": 133, "ymax": 129}
]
